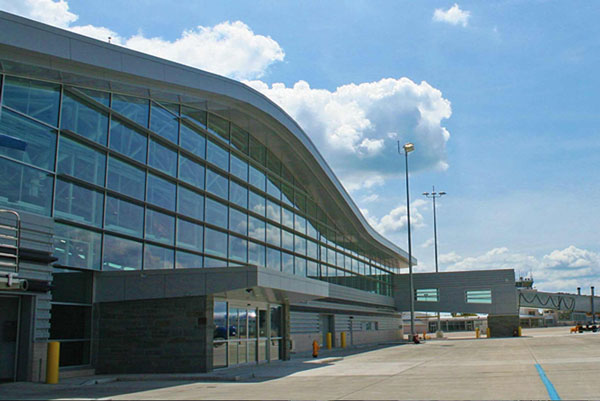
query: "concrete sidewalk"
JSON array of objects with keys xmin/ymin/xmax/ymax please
[{"xmin": 2, "ymin": 327, "xmax": 599, "ymax": 400}]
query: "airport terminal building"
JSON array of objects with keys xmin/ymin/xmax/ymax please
[{"xmin": 0, "ymin": 12, "xmax": 411, "ymax": 381}]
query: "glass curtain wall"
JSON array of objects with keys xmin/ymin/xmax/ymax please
[{"xmin": 0, "ymin": 73, "xmax": 395, "ymax": 296}]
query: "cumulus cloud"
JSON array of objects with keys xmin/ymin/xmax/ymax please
[
  {"xmin": 0, "ymin": 0, "xmax": 77, "ymax": 28},
  {"xmin": 439, "ymin": 246, "xmax": 600, "ymax": 293},
  {"xmin": 421, "ymin": 238, "xmax": 434, "ymax": 249},
  {"xmin": 246, "ymin": 79, "xmax": 452, "ymax": 191},
  {"xmin": 433, "ymin": 3, "xmax": 471, "ymax": 27},
  {"xmin": 0, "ymin": 1, "xmax": 284, "ymax": 80},
  {"xmin": 360, "ymin": 194, "xmax": 380, "ymax": 203},
  {"xmin": 361, "ymin": 199, "xmax": 427, "ymax": 236}
]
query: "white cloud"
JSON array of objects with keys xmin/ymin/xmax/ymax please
[
  {"xmin": 0, "ymin": 0, "xmax": 77, "ymax": 28},
  {"xmin": 360, "ymin": 194, "xmax": 380, "ymax": 203},
  {"xmin": 246, "ymin": 78, "xmax": 452, "ymax": 187},
  {"xmin": 433, "ymin": 3, "xmax": 471, "ymax": 27},
  {"xmin": 123, "ymin": 22, "xmax": 284, "ymax": 80},
  {"xmin": 361, "ymin": 199, "xmax": 427, "ymax": 236},
  {"xmin": 0, "ymin": 1, "xmax": 283, "ymax": 80},
  {"xmin": 438, "ymin": 246, "xmax": 600, "ymax": 293},
  {"xmin": 421, "ymin": 238, "xmax": 434, "ymax": 249}
]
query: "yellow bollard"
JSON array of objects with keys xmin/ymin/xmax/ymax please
[
  {"xmin": 326, "ymin": 332, "xmax": 332, "ymax": 349},
  {"xmin": 46, "ymin": 341, "xmax": 60, "ymax": 384},
  {"xmin": 475, "ymin": 327, "xmax": 480, "ymax": 339},
  {"xmin": 518, "ymin": 326, "xmax": 522, "ymax": 337},
  {"xmin": 486, "ymin": 327, "xmax": 491, "ymax": 338},
  {"xmin": 341, "ymin": 332, "xmax": 346, "ymax": 348}
]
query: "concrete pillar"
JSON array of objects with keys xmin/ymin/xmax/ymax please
[{"xmin": 282, "ymin": 302, "xmax": 291, "ymax": 361}]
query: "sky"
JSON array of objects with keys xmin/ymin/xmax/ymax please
[{"xmin": 2, "ymin": 0, "xmax": 599, "ymax": 293}]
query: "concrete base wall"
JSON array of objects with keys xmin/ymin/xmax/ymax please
[
  {"xmin": 94, "ymin": 296, "xmax": 213, "ymax": 374},
  {"xmin": 488, "ymin": 314, "xmax": 520, "ymax": 337},
  {"xmin": 291, "ymin": 329, "xmax": 402, "ymax": 353}
]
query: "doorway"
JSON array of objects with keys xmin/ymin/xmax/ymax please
[
  {"xmin": 320, "ymin": 314, "xmax": 334, "ymax": 347},
  {"xmin": 0, "ymin": 296, "xmax": 19, "ymax": 382}
]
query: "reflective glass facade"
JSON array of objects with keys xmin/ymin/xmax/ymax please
[{"xmin": 0, "ymin": 74, "xmax": 394, "ymax": 295}]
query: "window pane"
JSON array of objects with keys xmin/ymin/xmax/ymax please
[
  {"xmin": 266, "ymin": 149, "xmax": 281, "ymax": 175},
  {"xmin": 206, "ymin": 168, "xmax": 229, "ymax": 200},
  {"xmin": 307, "ymin": 260, "xmax": 318, "ymax": 278},
  {"xmin": 147, "ymin": 174, "xmax": 176, "ymax": 210},
  {"xmin": 79, "ymin": 88, "xmax": 109, "ymax": 107},
  {"xmin": 248, "ymin": 241, "xmax": 265, "ymax": 267},
  {"xmin": 145, "ymin": 208, "xmax": 175, "ymax": 244},
  {"xmin": 248, "ymin": 191, "xmax": 265, "ymax": 216},
  {"xmin": 178, "ymin": 186, "xmax": 204, "ymax": 220},
  {"xmin": 57, "ymin": 136, "xmax": 105, "ymax": 186},
  {"xmin": 205, "ymin": 197, "xmax": 227, "ymax": 228},
  {"xmin": 109, "ymin": 118, "xmax": 147, "ymax": 163},
  {"xmin": 102, "ymin": 234, "xmax": 142, "ymax": 271},
  {"xmin": 231, "ymin": 125, "xmax": 249, "ymax": 154},
  {"xmin": 229, "ymin": 208, "xmax": 247, "ymax": 236},
  {"xmin": 179, "ymin": 122, "xmax": 205, "ymax": 158},
  {"xmin": 416, "ymin": 288, "xmax": 439, "ymax": 302},
  {"xmin": 181, "ymin": 105, "xmax": 207, "ymax": 128},
  {"xmin": 229, "ymin": 235, "xmax": 247, "ymax": 262},
  {"xmin": 281, "ymin": 183, "xmax": 294, "ymax": 206},
  {"xmin": 266, "ymin": 223, "xmax": 280, "ymax": 247},
  {"xmin": 144, "ymin": 243, "xmax": 174, "ymax": 270},
  {"xmin": 294, "ymin": 235, "xmax": 307, "ymax": 256},
  {"xmin": 176, "ymin": 250, "xmax": 203, "ymax": 269},
  {"xmin": 177, "ymin": 218, "xmax": 203, "ymax": 250},
  {"xmin": 266, "ymin": 200, "xmax": 280, "ymax": 223},
  {"xmin": 0, "ymin": 108, "xmax": 56, "ymax": 170},
  {"xmin": 207, "ymin": 113, "xmax": 229, "ymax": 142},
  {"xmin": 282, "ymin": 252, "xmax": 293, "ymax": 275},
  {"xmin": 249, "ymin": 165, "xmax": 265, "ymax": 191},
  {"xmin": 248, "ymin": 216, "xmax": 265, "ymax": 242},
  {"xmin": 294, "ymin": 256, "xmax": 307, "ymax": 277},
  {"xmin": 230, "ymin": 181, "xmax": 247, "ymax": 209},
  {"xmin": 179, "ymin": 155, "xmax": 205, "ymax": 189},
  {"xmin": 105, "ymin": 196, "xmax": 143, "ymax": 237},
  {"xmin": 107, "ymin": 157, "xmax": 145, "ymax": 200},
  {"xmin": 0, "ymin": 157, "xmax": 53, "ymax": 215},
  {"xmin": 249, "ymin": 137, "xmax": 265, "ymax": 165},
  {"xmin": 150, "ymin": 103, "xmax": 178, "ymax": 143},
  {"xmin": 266, "ymin": 175, "xmax": 281, "ymax": 199},
  {"xmin": 230, "ymin": 153, "xmax": 247, "ymax": 181},
  {"xmin": 111, "ymin": 94, "xmax": 148, "ymax": 127},
  {"xmin": 61, "ymin": 91, "xmax": 108, "ymax": 145},
  {"xmin": 205, "ymin": 228, "xmax": 227, "ymax": 257},
  {"xmin": 148, "ymin": 139, "xmax": 177, "ymax": 176},
  {"xmin": 205, "ymin": 257, "xmax": 227, "ymax": 267},
  {"xmin": 267, "ymin": 248, "xmax": 280, "ymax": 271},
  {"xmin": 54, "ymin": 223, "xmax": 101, "ymax": 270},
  {"xmin": 282, "ymin": 207, "xmax": 294, "ymax": 229},
  {"xmin": 307, "ymin": 240, "xmax": 318, "ymax": 260},
  {"xmin": 466, "ymin": 290, "xmax": 492, "ymax": 304},
  {"xmin": 55, "ymin": 179, "xmax": 104, "ymax": 227},
  {"xmin": 207, "ymin": 139, "xmax": 229, "ymax": 171},
  {"xmin": 3, "ymin": 76, "xmax": 60, "ymax": 126},
  {"xmin": 282, "ymin": 229, "xmax": 294, "ymax": 251},
  {"xmin": 294, "ymin": 214, "xmax": 306, "ymax": 235}
]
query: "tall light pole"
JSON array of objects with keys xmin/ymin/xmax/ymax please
[
  {"xmin": 423, "ymin": 187, "xmax": 446, "ymax": 337},
  {"xmin": 400, "ymin": 142, "xmax": 415, "ymax": 339}
]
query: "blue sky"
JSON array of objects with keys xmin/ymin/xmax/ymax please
[{"xmin": 2, "ymin": 0, "xmax": 599, "ymax": 292}]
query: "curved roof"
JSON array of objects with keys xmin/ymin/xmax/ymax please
[{"xmin": 0, "ymin": 11, "xmax": 413, "ymax": 268}]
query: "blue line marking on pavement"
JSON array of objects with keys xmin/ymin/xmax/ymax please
[{"xmin": 535, "ymin": 363, "xmax": 561, "ymax": 400}]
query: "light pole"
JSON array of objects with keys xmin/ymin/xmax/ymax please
[
  {"xmin": 400, "ymin": 142, "xmax": 415, "ymax": 340},
  {"xmin": 423, "ymin": 187, "xmax": 446, "ymax": 338}
]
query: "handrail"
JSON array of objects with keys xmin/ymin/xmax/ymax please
[{"xmin": 0, "ymin": 209, "xmax": 20, "ymax": 273}]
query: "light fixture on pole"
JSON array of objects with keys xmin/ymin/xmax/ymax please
[
  {"xmin": 399, "ymin": 141, "xmax": 415, "ymax": 340},
  {"xmin": 423, "ymin": 186, "xmax": 446, "ymax": 338}
]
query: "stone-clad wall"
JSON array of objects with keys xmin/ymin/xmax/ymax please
[{"xmin": 94, "ymin": 296, "xmax": 213, "ymax": 374}]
